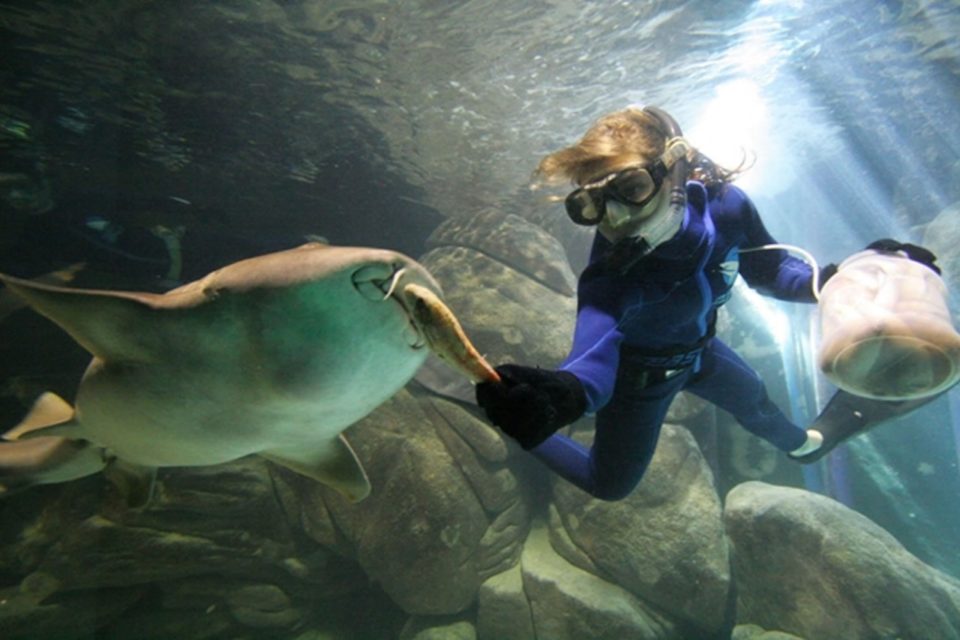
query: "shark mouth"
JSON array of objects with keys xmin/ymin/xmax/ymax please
[
  {"xmin": 352, "ymin": 261, "xmax": 408, "ymax": 301},
  {"xmin": 349, "ymin": 261, "xmax": 499, "ymax": 385},
  {"xmin": 352, "ymin": 262, "xmax": 425, "ymax": 349}
]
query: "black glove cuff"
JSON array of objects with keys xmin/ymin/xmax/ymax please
[{"xmin": 552, "ymin": 370, "xmax": 589, "ymax": 426}]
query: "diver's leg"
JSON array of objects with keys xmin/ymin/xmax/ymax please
[
  {"xmin": 687, "ymin": 339, "xmax": 808, "ymax": 452},
  {"xmin": 531, "ymin": 365, "xmax": 689, "ymax": 501}
]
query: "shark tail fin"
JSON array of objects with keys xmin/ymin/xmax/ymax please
[
  {"xmin": 261, "ymin": 434, "xmax": 371, "ymax": 503},
  {"xmin": 0, "ymin": 392, "xmax": 100, "ymax": 495},
  {"xmin": 4, "ymin": 392, "xmax": 79, "ymax": 441}
]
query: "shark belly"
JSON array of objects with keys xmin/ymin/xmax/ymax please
[{"xmin": 72, "ymin": 339, "xmax": 428, "ymax": 468}]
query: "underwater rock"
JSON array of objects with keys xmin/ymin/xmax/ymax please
[
  {"xmin": 549, "ymin": 423, "xmax": 732, "ymax": 637},
  {"xmin": 731, "ymin": 624, "xmax": 804, "ymax": 640},
  {"xmin": 418, "ymin": 249, "xmax": 575, "ymax": 375},
  {"xmin": 400, "ymin": 614, "xmax": 477, "ymax": 640},
  {"xmin": 14, "ymin": 459, "xmax": 311, "ymax": 592},
  {"xmin": 419, "ymin": 208, "xmax": 576, "ymax": 374},
  {"xmin": 476, "ymin": 562, "xmax": 536, "ymax": 640},
  {"xmin": 156, "ymin": 576, "xmax": 317, "ymax": 637},
  {"xmin": 726, "ymin": 426, "xmax": 779, "ymax": 480},
  {"xmin": 296, "ymin": 388, "xmax": 531, "ymax": 617},
  {"xmin": 224, "ymin": 583, "xmax": 302, "ymax": 629},
  {"xmin": 518, "ymin": 523, "xmax": 678, "ymax": 640},
  {"xmin": 0, "ymin": 584, "xmax": 143, "ymax": 640},
  {"xmin": 426, "ymin": 208, "xmax": 577, "ymax": 297},
  {"xmin": 725, "ymin": 481, "xmax": 960, "ymax": 640},
  {"xmin": 524, "ymin": 191, "xmax": 596, "ymax": 277},
  {"xmin": 0, "ymin": 457, "xmax": 365, "ymax": 638},
  {"xmin": 662, "ymin": 387, "xmax": 710, "ymax": 425},
  {"xmin": 426, "ymin": 395, "xmax": 510, "ymax": 463}
]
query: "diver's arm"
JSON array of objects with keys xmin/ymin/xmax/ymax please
[
  {"xmin": 558, "ymin": 299, "xmax": 624, "ymax": 413},
  {"xmin": 557, "ymin": 236, "xmax": 625, "ymax": 412},
  {"xmin": 732, "ymin": 187, "xmax": 817, "ymax": 303},
  {"xmin": 475, "ymin": 235, "xmax": 622, "ymax": 448}
]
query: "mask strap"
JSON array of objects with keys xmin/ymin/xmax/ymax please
[{"xmin": 661, "ymin": 137, "xmax": 693, "ymax": 169}]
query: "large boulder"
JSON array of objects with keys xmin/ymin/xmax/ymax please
[
  {"xmin": 725, "ymin": 481, "xmax": 960, "ymax": 639},
  {"xmin": 513, "ymin": 524, "xmax": 678, "ymax": 640},
  {"xmin": 426, "ymin": 208, "xmax": 576, "ymax": 297},
  {"xmin": 731, "ymin": 625, "xmax": 804, "ymax": 640},
  {"xmin": 294, "ymin": 388, "xmax": 531, "ymax": 616},
  {"xmin": 549, "ymin": 424, "xmax": 732, "ymax": 638},
  {"xmin": 420, "ymin": 210, "xmax": 577, "ymax": 371},
  {"xmin": 400, "ymin": 613, "xmax": 477, "ymax": 640},
  {"xmin": 476, "ymin": 562, "xmax": 536, "ymax": 640}
]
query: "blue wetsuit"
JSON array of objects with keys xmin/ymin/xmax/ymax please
[{"xmin": 532, "ymin": 181, "xmax": 816, "ymax": 500}]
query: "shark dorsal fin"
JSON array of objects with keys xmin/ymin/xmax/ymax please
[{"xmin": 0, "ymin": 275, "xmax": 207, "ymax": 362}]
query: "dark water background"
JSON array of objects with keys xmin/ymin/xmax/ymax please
[
  {"xmin": 3, "ymin": 1, "xmax": 957, "ymax": 255},
  {"xmin": 0, "ymin": 0, "xmax": 959, "ymax": 631}
]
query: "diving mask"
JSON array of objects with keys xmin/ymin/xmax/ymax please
[{"xmin": 564, "ymin": 136, "xmax": 693, "ymax": 227}]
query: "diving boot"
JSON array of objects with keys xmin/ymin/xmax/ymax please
[{"xmin": 789, "ymin": 429, "xmax": 824, "ymax": 459}]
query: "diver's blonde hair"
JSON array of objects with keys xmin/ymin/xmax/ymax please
[{"xmin": 535, "ymin": 107, "xmax": 745, "ymax": 188}]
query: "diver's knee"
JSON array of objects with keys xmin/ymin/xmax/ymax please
[{"xmin": 589, "ymin": 477, "xmax": 641, "ymax": 502}]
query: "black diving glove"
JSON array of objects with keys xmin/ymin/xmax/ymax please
[
  {"xmin": 866, "ymin": 238, "xmax": 941, "ymax": 274},
  {"xmin": 475, "ymin": 364, "xmax": 587, "ymax": 450}
]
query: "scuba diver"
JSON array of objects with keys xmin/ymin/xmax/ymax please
[{"xmin": 474, "ymin": 106, "xmax": 953, "ymax": 501}]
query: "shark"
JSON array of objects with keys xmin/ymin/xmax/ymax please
[{"xmin": 0, "ymin": 242, "xmax": 498, "ymax": 503}]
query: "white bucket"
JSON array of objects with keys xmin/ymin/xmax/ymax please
[{"xmin": 817, "ymin": 249, "xmax": 960, "ymax": 400}]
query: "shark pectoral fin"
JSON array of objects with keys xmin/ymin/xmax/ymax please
[
  {"xmin": 103, "ymin": 460, "xmax": 158, "ymax": 509},
  {"xmin": 261, "ymin": 434, "xmax": 371, "ymax": 503},
  {"xmin": 4, "ymin": 392, "xmax": 78, "ymax": 441}
]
